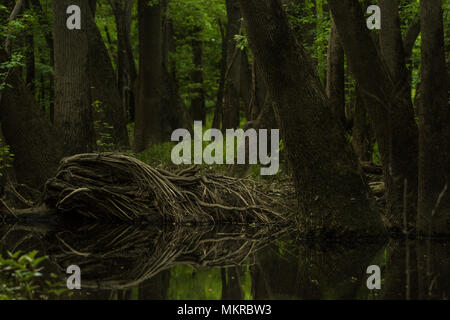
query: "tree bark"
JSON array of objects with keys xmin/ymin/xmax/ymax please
[
  {"xmin": 326, "ymin": 20, "xmax": 346, "ymax": 126},
  {"xmin": 351, "ymin": 87, "xmax": 373, "ymax": 162},
  {"xmin": 29, "ymin": 0, "xmax": 55, "ymax": 122},
  {"xmin": 239, "ymin": 0, "xmax": 385, "ymax": 237},
  {"xmin": 250, "ymin": 57, "xmax": 268, "ymax": 121},
  {"xmin": 134, "ymin": 0, "xmax": 163, "ymax": 152},
  {"xmin": 328, "ymin": 0, "xmax": 419, "ymax": 232},
  {"xmin": 240, "ymin": 48, "xmax": 252, "ymax": 120},
  {"xmin": 53, "ymin": 0, "xmax": 95, "ymax": 156},
  {"xmin": 378, "ymin": 0, "xmax": 410, "ymax": 84},
  {"xmin": 111, "ymin": 0, "xmax": 137, "ymax": 122},
  {"xmin": 417, "ymin": 0, "xmax": 450, "ymax": 236}
]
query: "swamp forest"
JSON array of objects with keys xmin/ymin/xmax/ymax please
[{"xmin": 0, "ymin": 0, "xmax": 449, "ymax": 301}]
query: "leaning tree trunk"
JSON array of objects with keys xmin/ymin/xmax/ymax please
[
  {"xmin": 417, "ymin": 0, "xmax": 450, "ymax": 236},
  {"xmin": 239, "ymin": 0, "xmax": 386, "ymax": 237},
  {"xmin": 328, "ymin": 0, "xmax": 419, "ymax": 232},
  {"xmin": 0, "ymin": 49, "xmax": 62, "ymax": 189},
  {"xmin": 134, "ymin": 0, "xmax": 163, "ymax": 152},
  {"xmin": 53, "ymin": 0, "xmax": 95, "ymax": 156}
]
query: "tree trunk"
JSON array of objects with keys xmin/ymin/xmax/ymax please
[
  {"xmin": 222, "ymin": 0, "xmax": 241, "ymax": 130},
  {"xmin": 53, "ymin": 0, "xmax": 95, "ymax": 156},
  {"xmin": 111, "ymin": 0, "xmax": 137, "ymax": 122},
  {"xmin": 30, "ymin": 0, "xmax": 55, "ymax": 122},
  {"xmin": 417, "ymin": 0, "xmax": 450, "ymax": 236},
  {"xmin": 250, "ymin": 57, "xmax": 268, "ymax": 121},
  {"xmin": 190, "ymin": 31, "xmax": 206, "ymax": 122},
  {"xmin": 239, "ymin": 0, "xmax": 385, "ymax": 237},
  {"xmin": 378, "ymin": 0, "xmax": 410, "ymax": 85},
  {"xmin": 351, "ymin": 86, "xmax": 373, "ymax": 162},
  {"xmin": 326, "ymin": 20, "xmax": 346, "ymax": 126},
  {"xmin": 134, "ymin": 0, "xmax": 163, "ymax": 152},
  {"xmin": 240, "ymin": 48, "xmax": 252, "ymax": 120},
  {"xmin": 0, "ymin": 49, "xmax": 62, "ymax": 188},
  {"xmin": 328, "ymin": 0, "xmax": 419, "ymax": 232},
  {"xmin": 212, "ymin": 18, "xmax": 227, "ymax": 129}
]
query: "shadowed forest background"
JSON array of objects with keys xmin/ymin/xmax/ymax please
[{"xmin": 0, "ymin": 0, "xmax": 449, "ymax": 300}]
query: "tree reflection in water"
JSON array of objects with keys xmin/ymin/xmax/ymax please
[{"xmin": 1, "ymin": 222, "xmax": 450, "ymax": 300}]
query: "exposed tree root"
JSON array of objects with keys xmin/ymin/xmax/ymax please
[{"xmin": 43, "ymin": 153, "xmax": 288, "ymax": 224}]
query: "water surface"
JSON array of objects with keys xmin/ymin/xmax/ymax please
[{"xmin": 1, "ymin": 221, "xmax": 449, "ymax": 300}]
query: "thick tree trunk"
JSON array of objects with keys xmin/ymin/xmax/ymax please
[
  {"xmin": 86, "ymin": 3, "xmax": 130, "ymax": 149},
  {"xmin": 239, "ymin": 0, "xmax": 385, "ymax": 237},
  {"xmin": 326, "ymin": 20, "xmax": 346, "ymax": 126},
  {"xmin": 53, "ymin": 0, "xmax": 95, "ymax": 156},
  {"xmin": 328, "ymin": 0, "xmax": 419, "ymax": 232},
  {"xmin": 222, "ymin": 0, "xmax": 241, "ymax": 130},
  {"xmin": 134, "ymin": 0, "xmax": 163, "ymax": 152},
  {"xmin": 0, "ymin": 49, "xmax": 62, "ymax": 188},
  {"xmin": 417, "ymin": 0, "xmax": 450, "ymax": 236}
]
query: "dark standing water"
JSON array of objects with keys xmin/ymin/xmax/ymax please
[{"xmin": 1, "ymin": 221, "xmax": 450, "ymax": 300}]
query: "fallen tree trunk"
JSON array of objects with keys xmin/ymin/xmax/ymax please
[{"xmin": 43, "ymin": 153, "xmax": 286, "ymax": 224}]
